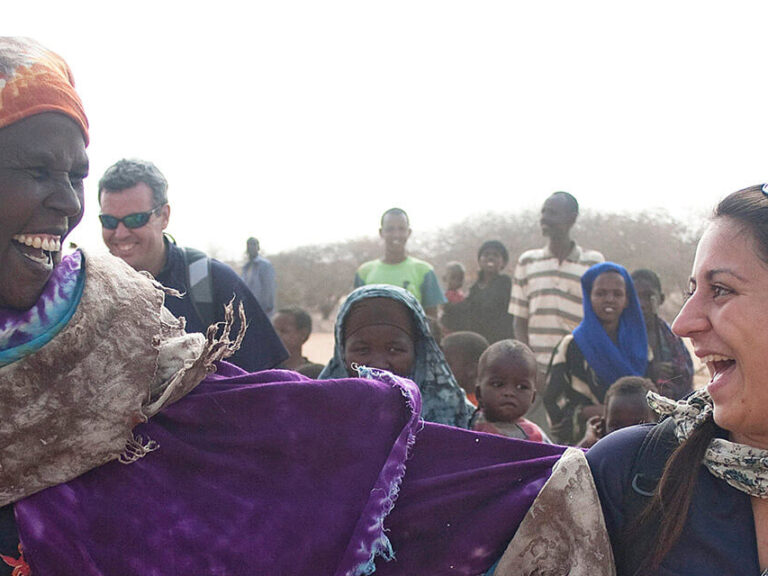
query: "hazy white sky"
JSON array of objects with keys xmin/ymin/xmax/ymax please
[{"xmin": 8, "ymin": 2, "xmax": 768, "ymax": 260}]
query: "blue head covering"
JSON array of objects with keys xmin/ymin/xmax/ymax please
[
  {"xmin": 319, "ymin": 285, "xmax": 471, "ymax": 427},
  {"xmin": 572, "ymin": 262, "xmax": 648, "ymax": 387}
]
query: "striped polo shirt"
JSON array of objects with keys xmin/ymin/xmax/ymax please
[{"xmin": 510, "ymin": 243, "xmax": 604, "ymax": 370}]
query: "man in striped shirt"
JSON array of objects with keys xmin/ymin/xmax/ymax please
[{"xmin": 511, "ymin": 192, "xmax": 604, "ymax": 377}]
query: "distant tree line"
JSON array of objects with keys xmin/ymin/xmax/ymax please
[{"xmin": 265, "ymin": 209, "xmax": 703, "ymax": 323}]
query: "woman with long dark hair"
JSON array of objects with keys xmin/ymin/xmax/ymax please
[{"xmin": 588, "ymin": 184, "xmax": 768, "ymax": 575}]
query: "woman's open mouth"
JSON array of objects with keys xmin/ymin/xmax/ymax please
[
  {"xmin": 11, "ymin": 233, "xmax": 61, "ymax": 270},
  {"xmin": 701, "ymin": 353, "xmax": 736, "ymax": 384}
]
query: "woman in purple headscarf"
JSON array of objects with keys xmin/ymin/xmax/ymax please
[{"xmin": 0, "ymin": 37, "xmax": 614, "ymax": 576}]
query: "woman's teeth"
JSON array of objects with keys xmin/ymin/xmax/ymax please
[
  {"xmin": 701, "ymin": 353, "xmax": 736, "ymax": 375},
  {"xmin": 12, "ymin": 234, "xmax": 61, "ymax": 252},
  {"xmin": 700, "ymin": 353, "xmax": 733, "ymax": 363},
  {"xmin": 11, "ymin": 234, "xmax": 62, "ymax": 269}
]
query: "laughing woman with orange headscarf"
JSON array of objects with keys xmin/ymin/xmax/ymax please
[{"xmin": 0, "ymin": 37, "xmax": 616, "ymax": 576}]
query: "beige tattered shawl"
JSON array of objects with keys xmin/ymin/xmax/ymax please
[
  {"xmin": 495, "ymin": 447, "xmax": 617, "ymax": 576},
  {"xmin": 0, "ymin": 252, "xmax": 241, "ymax": 506}
]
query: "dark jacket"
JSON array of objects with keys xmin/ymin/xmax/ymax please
[{"xmin": 156, "ymin": 239, "xmax": 287, "ymax": 372}]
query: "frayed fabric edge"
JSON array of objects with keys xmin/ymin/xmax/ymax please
[
  {"xmin": 119, "ymin": 434, "xmax": 159, "ymax": 464},
  {"xmin": 347, "ymin": 366, "xmax": 422, "ymax": 576},
  {"xmin": 143, "ymin": 300, "xmax": 246, "ymax": 419}
]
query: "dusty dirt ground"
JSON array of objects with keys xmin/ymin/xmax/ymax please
[{"xmin": 303, "ymin": 332, "xmax": 335, "ymax": 366}]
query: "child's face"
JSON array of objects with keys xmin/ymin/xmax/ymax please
[
  {"xmin": 605, "ymin": 395, "xmax": 656, "ymax": 434},
  {"xmin": 344, "ymin": 325, "xmax": 415, "ymax": 378},
  {"xmin": 477, "ymin": 351, "xmax": 536, "ymax": 423},
  {"xmin": 444, "ymin": 268, "xmax": 464, "ymax": 291},
  {"xmin": 478, "ymin": 248, "xmax": 506, "ymax": 277},
  {"xmin": 273, "ymin": 313, "xmax": 309, "ymax": 354}
]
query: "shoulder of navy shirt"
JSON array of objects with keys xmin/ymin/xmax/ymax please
[{"xmin": 156, "ymin": 240, "xmax": 288, "ymax": 372}]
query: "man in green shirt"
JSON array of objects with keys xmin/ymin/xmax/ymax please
[{"xmin": 354, "ymin": 208, "xmax": 446, "ymax": 318}]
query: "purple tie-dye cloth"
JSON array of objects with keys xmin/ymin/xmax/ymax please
[
  {"xmin": 15, "ymin": 364, "xmax": 564, "ymax": 576},
  {"xmin": 0, "ymin": 251, "xmax": 82, "ymax": 366}
]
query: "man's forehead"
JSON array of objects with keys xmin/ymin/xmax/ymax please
[
  {"xmin": 382, "ymin": 213, "xmax": 409, "ymax": 226},
  {"xmin": 100, "ymin": 183, "xmax": 155, "ymax": 209},
  {"xmin": 543, "ymin": 195, "xmax": 569, "ymax": 210}
]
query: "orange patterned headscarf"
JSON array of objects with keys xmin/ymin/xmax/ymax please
[{"xmin": 0, "ymin": 37, "xmax": 89, "ymax": 144}]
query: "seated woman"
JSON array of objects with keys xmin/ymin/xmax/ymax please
[
  {"xmin": 441, "ymin": 240, "xmax": 515, "ymax": 344},
  {"xmin": 631, "ymin": 268, "xmax": 694, "ymax": 400},
  {"xmin": 1, "ymin": 37, "xmax": 610, "ymax": 576},
  {"xmin": 588, "ymin": 185, "xmax": 768, "ymax": 575},
  {"xmin": 319, "ymin": 284, "xmax": 471, "ymax": 427},
  {"xmin": 544, "ymin": 262, "xmax": 648, "ymax": 444}
]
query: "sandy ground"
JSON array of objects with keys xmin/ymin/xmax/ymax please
[{"xmin": 304, "ymin": 332, "xmax": 335, "ymax": 366}]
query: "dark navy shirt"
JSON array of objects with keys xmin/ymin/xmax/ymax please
[
  {"xmin": 587, "ymin": 424, "xmax": 759, "ymax": 575},
  {"xmin": 156, "ymin": 239, "xmax": 287, "ymax": 372}
]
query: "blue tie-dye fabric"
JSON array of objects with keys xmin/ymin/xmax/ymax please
[{"xmin": 0, "ymin": 251, "xmax": 85, "ymax": 367}]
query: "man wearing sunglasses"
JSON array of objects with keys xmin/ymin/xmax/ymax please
[{"xmin": 98, "ymin": 159, "xmax": 288, "ymax": 372}]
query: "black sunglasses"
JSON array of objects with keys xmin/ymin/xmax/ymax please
[{"xmin": 99, "ymin": 205, "xmax": 165, "ymax": 230}]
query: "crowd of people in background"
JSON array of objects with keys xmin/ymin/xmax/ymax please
[
  {"xmin": 92, "ymin": 174, "xmax": 686, "ymax": 451},
  {"xmin": 93, "ymin": 155, "xmax": 690, "ymax": 449},
  {"xmin": 90, "ymin": 152, "xmax": 694, "ymax": 450},
  {"xmin": 200, "ymin": 191, "xmax": 691, "ymax": 448}
]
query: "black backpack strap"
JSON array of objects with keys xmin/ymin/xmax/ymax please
[
  {"xmin": 182, "ymin": 247, "xmax": 216, "ymax": 329},
  {"xmin": 619, "ymin": 418, "xmax": 678, "ymax": 574},
  {"xmin": 629, "ymin": 418, "xmax": 678, "ymax": 500}
]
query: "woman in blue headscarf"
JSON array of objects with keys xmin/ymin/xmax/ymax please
[
  {"xmin": 320, "ymin": 284, "xmax": 472, "ymax": 427},
  {"xmin": 543, "ymin": 262, "xmax": 648, "ymax": 444}
]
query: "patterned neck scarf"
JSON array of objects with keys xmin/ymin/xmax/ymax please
[
  {"xmin": 0, "ymin": 251, "xmax": 85, "ymax": 367},
  {"xmin": 648, "ymin": 389, "xmax": 768, "ymax": 498},
  {"xmin": 319, "ymin": 284, "xmax": 471, "ymax": 427}
]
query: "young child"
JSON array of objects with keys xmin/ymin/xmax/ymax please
[
  {"xmin": 577, "ymin": 376, "xmax": 658, "ymax": 448},
  {"xmin": 273, "ymin": 307, "xmax": 323, "ymax": 373},
  {"xmin": 442, "ymin": 262, "xmax": 466, "ymax": 304},
  {"xmin": 631, "ymin": 268, "xmax": 694, "ymax": 401},
  {"xmin": 319, "ymin": 285, "xmax": 470, "ymax": 427},
  {"xmin": 470, "ymin": 340, "xmax": 550, "ymax": 443},
  {"xmin": 441, "ymin": 331, "xmax": 490, "ymax": 406}
]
